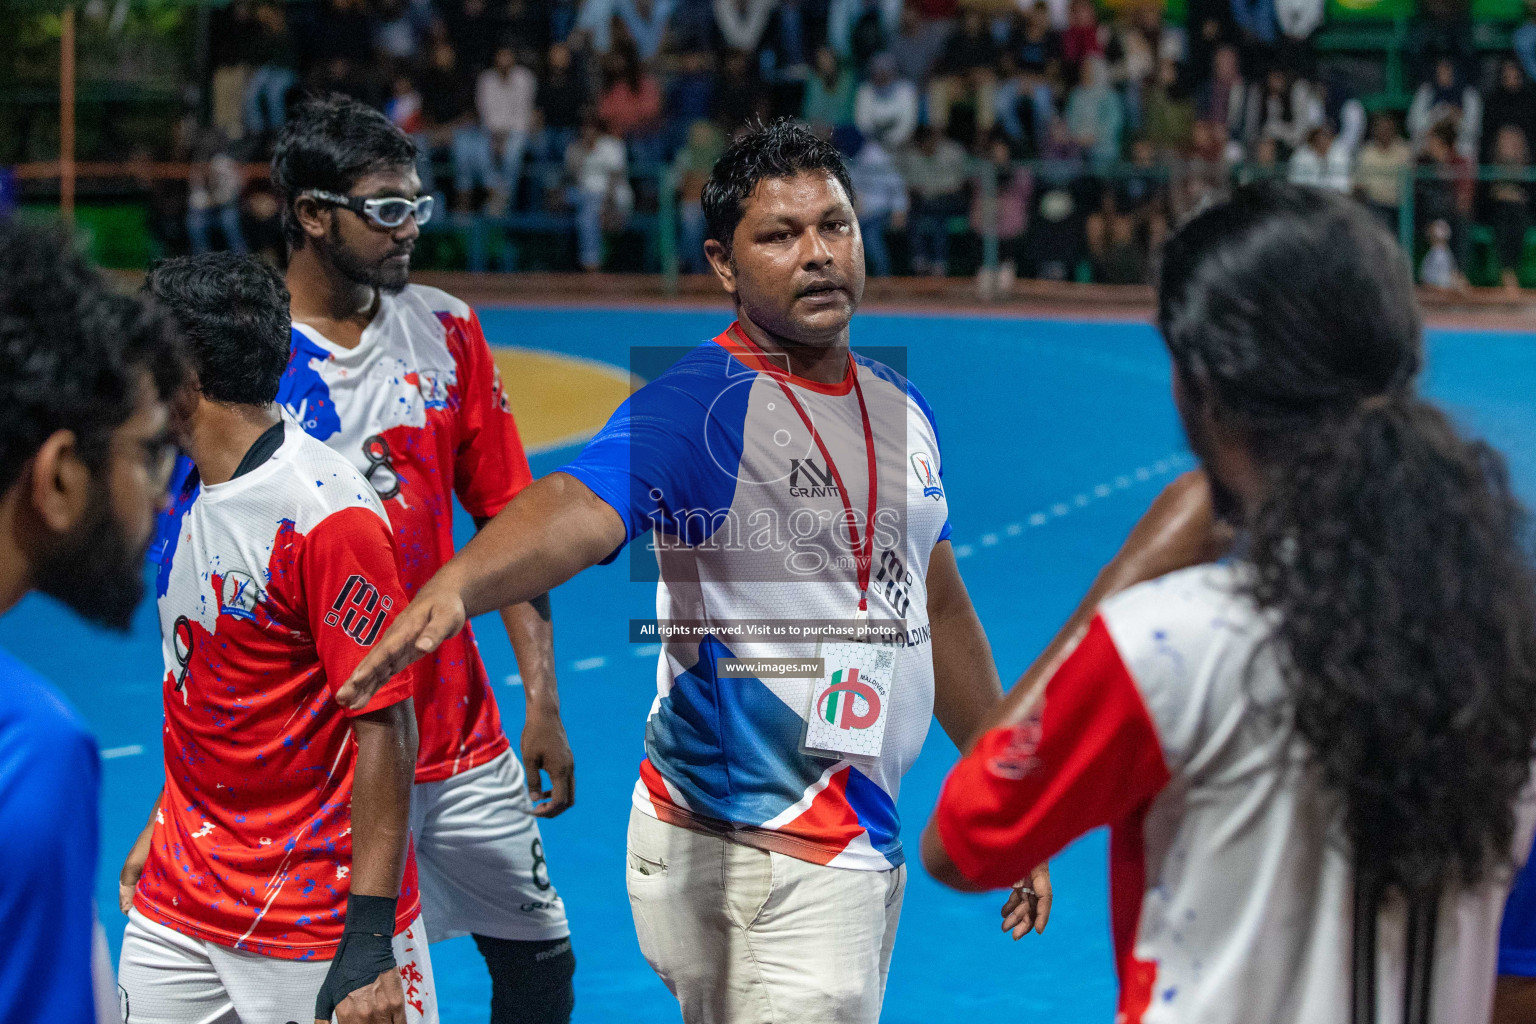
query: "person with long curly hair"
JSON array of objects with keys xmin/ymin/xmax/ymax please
[{"xmin": 922, "ymin": 182, "xmax": 1536, "ymax": 1024}]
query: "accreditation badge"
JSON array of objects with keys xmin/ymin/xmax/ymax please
[{"xmin": 802, "ymin": 642, "xmax": 897, "ymax": 760}]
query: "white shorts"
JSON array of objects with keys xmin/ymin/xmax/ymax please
[
  {"xmin": 625, "ymin": 808, "xmax": 905, "ymax": 1024},
  {"xmin": 117, "ymin": 909, "xmax": 438, "ymax": 1024},
  {"xmin": 410, "ymin": 748, "xmax": 570, "ymax": 943}
]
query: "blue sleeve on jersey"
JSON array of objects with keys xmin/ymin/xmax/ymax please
[
  {"xmin": 898, "ymin": 373, "xmax": 953, "ymax": 545},
  {"xmin": 561, "ymin": 345, "xmax": 752, "ymax": 563},
  {"xmin": 0, "ymin": 651, "xmax": 102, "ymax": 1024},
  {"xmin": 1501, "ymin": 840, "xmax": 1536, "ymax": 976}
]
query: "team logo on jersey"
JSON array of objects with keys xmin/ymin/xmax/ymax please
[
  {"xmin": 406, "ymin": 369, "xmax": 451, "ymax": 409},
  {"xmin": 219, "ymin": 570, "xmax": 263, "ymax": 621},
  {"xmin": 911, "ymin": 451, "xmax": 943, "ymax": 500},
  {"xmin": 326, "ymin": 574, "xmax": 393, "ymax": 646},
  {"xmin": 789, "ymin": 457, "xmax": 841, "ymax": 498},
  {"xmin": 817, "ymin": 669, "xmax": 882, "ymax": 730}
]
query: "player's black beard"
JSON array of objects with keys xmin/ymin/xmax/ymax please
[
  {"xmin": 324, "ymin": 226, "xmax": 410, "ymax": 295},
  {"xmin": 33, "ymin": 490, "xmax": 146, "ymax": 632}
]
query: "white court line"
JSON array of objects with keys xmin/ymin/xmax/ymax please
[
  {"xmin": 504, "ymin": 673, "xmax": 523, "ymax": 687},
  {"xmin": 633, "ymin": 644, "xmax": 663, "ymax": 658},
  {"xmin": 573, "ymin": 656, "xmax": 607, "ymax": 671},
  {"xmin": 952, "ymin": 452, "xmax": 1194, "ymax": 560},
  {"xmin": 101, "ymin": 744, "xmax": 144, "ymax": 760}
]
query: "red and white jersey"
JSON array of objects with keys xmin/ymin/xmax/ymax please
[
  {"xmin": 935, "ymin": 563, "xmax": 1536, "ymax": 1024},
  {"xmin": 278, "ymin": 284, "xmax": 533, "ymax": 782},
  {"xmin": 135, "ymin": 424, "xmax": 421, "ymax": 960}
]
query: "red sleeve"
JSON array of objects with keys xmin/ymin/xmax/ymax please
[
  {"xmin": 934, "ymin": 614, "xmax": 1172, "ymax": 889},
  {"xmin": 445, "ymin": 309, "xmax": 533, "ymax": 520},
  {"xmin": 299, "ymin": 506, "xmax": 416, "ymax": 716}
]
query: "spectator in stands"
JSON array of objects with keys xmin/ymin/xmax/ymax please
[
  {"xmin": 578, "ymin": 0, "xmax": 676, "ymax": 60},
  {"xmin": 539, "ymin": 41, "xmax": 590, "ymax": 167},
  {"xmin": 243, "ymin": 3, "xmax": 297, "ymax": 139},
  {"xmin": 1106, "ymin": 2, "xmax": 1174, "ymax": 134},
  {"xmin": 313, "ymin": 0, "xmax": 375, "ymax": 69},
  {"xmin": 1408, "ymin": 56, "xmax": 1481, "ymax": 160},
  {"xmin": 666, "ymin": 50, "xmax": 717, "ymax": 153},
  {"xmin": 1061, "ymin": 0, "xmax": 1105, "ymax": 81},
  {"xmin": 186, "ymin": 132, "xmax": 247, "ymax": 255},
  {"xmin": 209, "ymin": 2, "xmax": 256, "ymax": 142},
  {"xmin": 994, "ymin": 4, "xmax": 1061, "ymax": 152},
  {"xmin": 1485, "ymin": 125, "xmax": 1531, "ymax": 293},
  {"xmin": 672, "ymin": 119, "xmax": 725, "ymax": 273},
  {"xmin": 1517, "ymin": 0, "xmax": 1536, "ymax": 85},
  {"xmin": 1230, "ymin": 0, "xmax": 1278, "ymax": 69},
  {"xmin": 386, "ymin": 74, "xmax": 424, "ymax": 134},
  {"xmin": 597, "ymin": 48, "xmax": 664, "ymax": 166},
  {"xmin": 1146, "ymin": 56, "xmax": 1196, "ymax": 156},
  {"xmin": 714, "ymin": 0, "xmax": 777, "ymax": 53},
  {"xmin": 1086, "ymin": 136, "xmax": 1165, "ymax": 283},
  {"xmin": 1481, "ymin": 57, "xmax": 1536, "ymax": 164},
  {"xmin": 803, "ymin": 47, "xmax": 858, "ymax": 134},
  {"xmin": 1066, "ymin": 55, "xmax": 1124, "ymax": 164},
  {"xmin": 477, "ymin": 45, "xmax": 538, "ymax": 215},
  {"xmin": 565, "ymin": 113, "xmax": 633, "ymax": 271},
  {"xmin": 764, "ymin": 0, "xmax": 815, "ymax": 75},
  {"xmin": 1255, "ymin": 68, "xmax": 1322, "ymax": 158},
  {"xmin": 890, "ymin": 4, "xmax": 944, "ymax": 86},
  {"xmin": 1236, "ymin": 134, "xmax": 1281, "ymax": 182},
  {"xmin": 713, "ymin": 48, "xmax": 765, "ymax": 132},
  {"xmin": 1416, "ymin": 121, "xmax": 1473, "ymax": 281},
  {"xmin": 1421, "ymin": 218, "xmax": 1463, "ymax": 288},
  {"xmin": 855, "ymin": 52, "xmax": 919, "ymax": 150},
  {"xmin": 1411, "ymin": 0, "xmax": 1473, "ymax": 86},
  {"xmin": 973, "ymin": 130, "xmax": 1033, "ymax": 296},
  {"xmin": 829, "ymin": 0, "xmax": 902, "ymax": 68},
  {"xmin": 1355, "ymin": 111, "xmax": 1413, "ymax": 230},
  {"xmin": 418, "ymin": 38, "xmax": 493, "ymax": 211},
  {"xmin": 1024, "ymin": 117, "xmax": 1088, "ymax": 280},
  {"xmin": 1196, "ymin": 46, "xmax": 1254, "ymax": 158},
  {"xmin": 374, "ymin": 0, "xmax": 430, "ymax": 66},
  {"xmin": 841, "ymin": 128, "xmax": 908, "ymax": 277},
  {"xmin": 1287, "ymin": 121, "xmax": 1351, "ymax": 192},
  {"xmin": 928, "ymin": 9, "xmax": 1000, "ymax": 141},
  {"xmin": 900, "ymin": 125, "xmax": 970, "ymax": 276}
]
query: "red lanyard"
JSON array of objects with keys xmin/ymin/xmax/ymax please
[{"xmin": 732, "ymin": 328, "xmax": 878, "ymax": 618}]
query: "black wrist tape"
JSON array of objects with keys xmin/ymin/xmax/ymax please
[{"xmin": 314, "ymin": 894, "xmax": 398, "ymax": 1020}]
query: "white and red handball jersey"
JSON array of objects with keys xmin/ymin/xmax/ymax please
[
  {"xmin": 135, "ymin": 425, "xmax": 421, "ymax": 959},
  {"xmin": 277, "ymin": 285, "xmax": 533, "ymax": 782},
  {"xmin": 934, "ymin": 563, "xmax": 1536, "ymax": 1024},
  {"xmin": 561, "ymin": 325, "xmax": 952, "ymax": 871}
]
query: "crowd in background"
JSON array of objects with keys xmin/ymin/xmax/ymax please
[{"xmin": 156, "ymin": 0, "xmax": 1536, "ymax": 288}]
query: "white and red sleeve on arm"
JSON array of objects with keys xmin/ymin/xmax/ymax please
[
  {"xmin": 299, "ymin": 506, "xmax": 418, "ymax": 716},
  {"xmin": 934, "ymin": 613, "xmax": 1172, "ymax": 890},
  {"xmin": 446, "ymin": 308, "xmax": 533, "ymax": 520}
]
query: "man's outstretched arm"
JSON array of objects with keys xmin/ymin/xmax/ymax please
[{"xmin": 338, "ymin": 472, "xmax": 626, "ymax": 709}]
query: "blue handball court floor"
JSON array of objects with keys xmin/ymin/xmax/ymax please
[{"xmin": 5, "ymin": 307, "xmax": 1536, "ymax": 1022}]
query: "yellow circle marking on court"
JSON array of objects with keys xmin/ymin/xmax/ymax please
[{"xmin": 492, "ymin": 347, "xmax": 640, "ymax": 455}]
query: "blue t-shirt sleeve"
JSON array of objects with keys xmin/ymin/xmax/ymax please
[
  {"xmin": 1501, "ymin": 841, "xmax": 1536, "ymax": 976},
  {"xmin": 0, "ymin": 665, "xmax": 102, "ymax": 1023},
  {"xmin": 560, "ymin": 360, "xmax": 748, "ymax": 562}
]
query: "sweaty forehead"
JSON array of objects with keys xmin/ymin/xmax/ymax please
[
  {"xmin": 741, "ymin": 171, "xmax": 852, "ymax": 224},
  {"xmin": 349, "ymin": 166, "xmax": 422, "ymax": 198}
]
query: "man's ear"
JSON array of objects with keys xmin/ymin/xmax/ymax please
[
  {"xmin": 704, "ymin": 239, "xmax": 737, "ymax": 297},
  {"xmin": 293, "ymin": 195, "xmax": 331, "ymax": 243},
  {"xmin": 28, "ymin": 430, "xmax": 92, "ymax": 536}
]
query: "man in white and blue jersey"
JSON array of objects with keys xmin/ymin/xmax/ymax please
[{"xmin": 340, "ymin": 119, "xmax": 1050, "ymax": 1023}]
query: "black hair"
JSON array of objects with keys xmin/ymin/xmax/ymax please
[
  {"xmin": 0, "ymin": 218, "xmax": 186, "ymax": 494},
  {"xmin": 145, "ymin": 253, "xmax": 291, "ymax": 407},
  {"xmin": 701, "ymin": 118, "xmax": 857, "ymax": 255},
  {"xmin": 1158, "ymin": 183, "xmax": 1536, "ymax": 908},
  {"xmin": 271, "ymin": 95, "xmax": 418, "ymax": 249}
]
